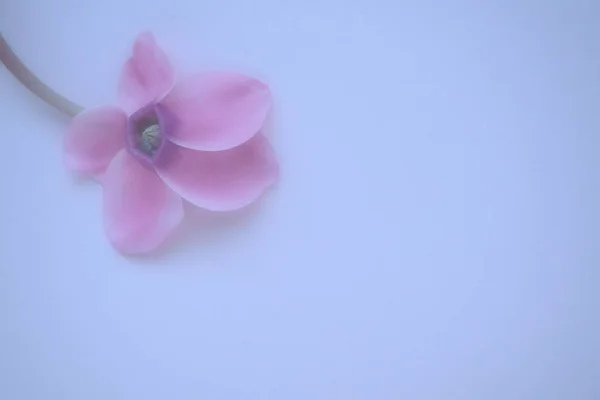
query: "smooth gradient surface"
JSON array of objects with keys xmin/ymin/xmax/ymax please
[{"xmin": 1, "ymin": 1, "xmax": 599, "ymax": 398}]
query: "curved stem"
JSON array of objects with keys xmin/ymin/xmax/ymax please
[{"xmin": 0, "ymin": 33, "xmax": 83, "ymax": 117}]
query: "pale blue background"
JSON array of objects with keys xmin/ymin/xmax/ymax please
[{"xmin": 0, "ymin": 0, "xmax": 599, "ymax": 398}]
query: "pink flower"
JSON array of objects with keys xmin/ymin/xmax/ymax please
[{"xmin": 63, "ymin": 32, "xmax": 279, "ymax": 254}]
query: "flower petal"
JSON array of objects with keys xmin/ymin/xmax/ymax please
[
  {"xmin": 156, "ymin": 134, "xmax": 279, "ymax": 211},
  {"xmin": 159, "ymin": 72, "xmax": 272, "ymax": 151},
  {"xmin": 103, "ymin": 149, "xmax": 183, "ymax": 254},
  {"xmin": 64, "ymin": 106, "xmax": 127, "ymax": 175},
  {"xmin": 118, "ymin": 32, "xmax": 175, "ymax": 113}
]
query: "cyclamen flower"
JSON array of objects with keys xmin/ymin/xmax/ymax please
[{"xmin": 64, "ymin": 33, "xmax": 279, "ymax": 254}]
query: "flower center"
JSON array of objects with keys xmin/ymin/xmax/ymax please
[
  {"xmin": 139, "ymin": 123, "xmax": 162, "ymax": 155},
  {"xmin": 125, "ymin": 104, "xmax": 169, "ymax": 167}
]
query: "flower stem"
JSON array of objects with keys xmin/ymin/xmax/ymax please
[{"xmin": 0, "ymin": 33, "xmax": 83, "ymax": 117}]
